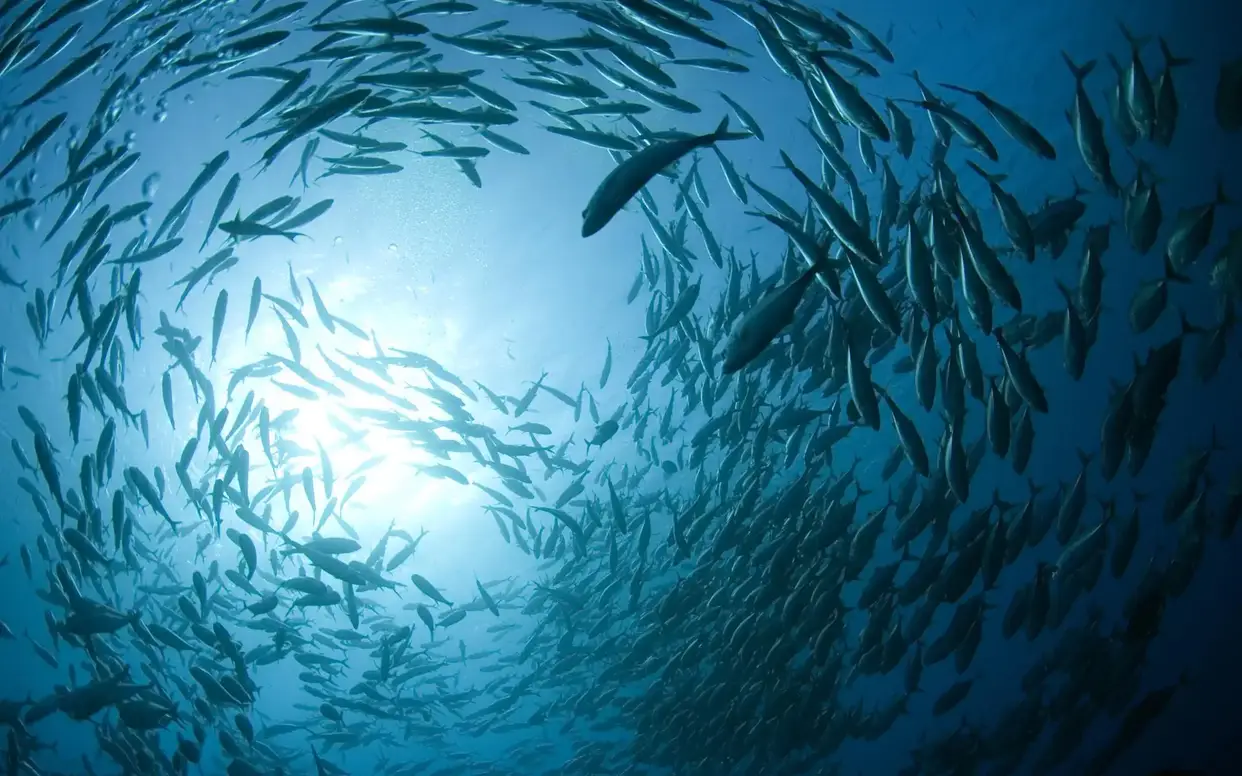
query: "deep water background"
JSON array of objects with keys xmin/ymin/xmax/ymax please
[{"xmin": 0, "ymin": 0, "xmax": 1240, "ymax": 773}]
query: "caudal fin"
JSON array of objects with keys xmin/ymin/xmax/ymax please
[
  {"xmin": 1116, "ymin": 21, "xmax": 1150, "ymax": 53},
  {"xmin": 1061, "ymin": 51, "xmax": 1097, "ymax": 84},
  {"xmin": 711, "ymin": 115, "xmax": 751, "ymax": 143},
  {"xmin": 1214, "ymin": 177, "xmax": 1231, "ymax": 206},
  {"xmin": 938, "ymin": 82, "xmax": 980, "ymax": 99},
  {"xmin": 1159, "ymin": 37, "xmax": 1192, "ymax": 68}
]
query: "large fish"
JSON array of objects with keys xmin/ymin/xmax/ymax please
[{"xmin": 581, "ymin": 116, "xmax": 749, "ymax": 237}]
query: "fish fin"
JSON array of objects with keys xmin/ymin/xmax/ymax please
[
  {"xmin": 1060, "ymin": 52, "xmax": 1096, "ymax": 83},
  {"xmin": 964, "ymin": 160, "xmax": 1005, "ymax": 184},
  {"xmin": 1117, "ymin": 21, "xmax": 1150, "ymax": 52},
  {"xmin": 1158, "ymin": 37, "xmax": 1192, "ymax": 68},
  {"xmin": 712, "ymin": 114, "xmax": 750, "ymax": 142},
  {"xmin": 1214, "ymin": 177, "xmax": 1231, "ymax": 206},
  {"xmin": 937, "ymin": 82, "xmax": 979, "ymax": 99}
]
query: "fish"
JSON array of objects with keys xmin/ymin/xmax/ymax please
[
  {"xmin": 0, "ymin": 5, "xmax": 1232, "ymax": 776},
  {"xmin": 722, "ymin": 257, "xmax": 828, "ymax": 374},
  {"xmin": 937, "ymin": 83, "xmax": 1056, "ymax": 160},
  {"xmin": 581, "ymin": 116, "xmax": 749, "ymax": 237},
  {"xmin": 1063, "ymin": 53, "xmax": 1121, "ymax": 195}
]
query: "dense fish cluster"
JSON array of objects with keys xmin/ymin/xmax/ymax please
[{"xmin": 0, "ymin": 0, "xmax": 1239, "ymax": 774}]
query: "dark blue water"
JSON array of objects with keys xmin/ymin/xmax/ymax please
[{"xmin": 0, "ymin": 0, "xmax": 1239, "ymax": 773}]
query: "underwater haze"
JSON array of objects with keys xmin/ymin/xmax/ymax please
[{"xmin": 0, "ymin": 0, "xmax": 1241, "ymax": 774}]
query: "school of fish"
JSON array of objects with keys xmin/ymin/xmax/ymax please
[{"xmin": 0, "ymin": 0, "xmax": 1240, "ymax": 775}]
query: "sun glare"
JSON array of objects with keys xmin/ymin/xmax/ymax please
[
  {"xmin": 209, "ymin": 256, "xmax": 497, "ymax": 546},
  {"xmin": 255, "ymin": 373, "xmax": 483, "ymax": 542}
]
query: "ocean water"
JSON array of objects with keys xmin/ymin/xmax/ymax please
[{"xmin": 0, "ymin": 0, "xmax": 1239, "ymax": 774}]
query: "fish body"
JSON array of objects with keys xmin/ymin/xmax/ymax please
[{"xmin": 582, "ymin": 116, "xmax": 748, "ymax": 237}]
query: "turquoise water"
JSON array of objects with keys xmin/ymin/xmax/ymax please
[{"xmin": 0, "ymin": 0, "xmax": 1239, "ymax": 774}]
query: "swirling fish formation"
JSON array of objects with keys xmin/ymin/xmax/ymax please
[{"xmin": 0, "ymin": 0, "xmax": 1240, "ymax": 775}]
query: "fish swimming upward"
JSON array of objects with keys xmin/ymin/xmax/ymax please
[{"xmin": 581, "ymin": 115, "xmax": 750, "ymax": 237}]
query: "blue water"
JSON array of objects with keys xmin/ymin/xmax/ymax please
[{"xmin": 0, "ymin": 0, "xmax": 1240, "ymax": 773}]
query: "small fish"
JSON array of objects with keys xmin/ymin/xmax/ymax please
[{"xmin": 938, "ymin": 83, "xmax": 1056, "ymax": 159}]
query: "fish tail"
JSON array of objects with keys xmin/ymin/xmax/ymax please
[
  {"xmin": 936, "ymin": 82, "xmax": 975, "ymax": 98},
  {"xmin": 1060, "ymin": 52, "xmax": 1096, "ymax": 84},
  {"xmin": 1116, "ymin": 21, "xmax": 1149, "ymax": 52},
  {"xmin": 1214, "ymin": 177, "xmax": 1231, "ymax": 206},
  {"xmin": 1158, "ymin": 37, "xmax": 1192, "ymax": 68},
  {"xmin": 712, "ymin": 115, "xmax": 750, "ymax": 142},
  {"xmin": 964, "ymin": 160, "xmax": 993, "ymax": 182}
]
